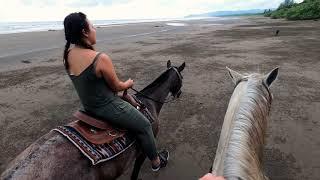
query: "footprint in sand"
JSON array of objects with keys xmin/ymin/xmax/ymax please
[
  {"xmin": 46, "ymin": 58, "xmax": 57, "ymax": 62},
  {"xmin": 21, "ymin": 60, "xmax": 31, "ymax": 64}
]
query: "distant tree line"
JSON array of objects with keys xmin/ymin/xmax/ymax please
[{"xmin": 264, "ymin": 0, "xmax": 320, "ymax": 20}]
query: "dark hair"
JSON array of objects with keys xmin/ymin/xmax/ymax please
[{"xmin": 63, "ymin": 12, "xmax": 94, "ymax": 70}]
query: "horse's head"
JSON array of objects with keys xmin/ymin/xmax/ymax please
[
  {"xmin": 226, "ymin": 66, "xmax": 279, "ymax": 96},
  {"xmin": 166, "ymin": 60, "xmax": 185, "ymax": 98},
  {"xmin": 138, "ymin": 60, "xmax": 185, "ymax": 116}
]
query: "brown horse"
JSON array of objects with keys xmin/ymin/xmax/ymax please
[
  {"xmin": 212, "ymin": 67, "xmax": 279, "ymax": 180},
  {"xmin": 1, "ymin": 60, "xmax": 185, "ymax": 180}
]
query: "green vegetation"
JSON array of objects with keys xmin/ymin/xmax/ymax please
[{"xmin": 264, "ymin": 0, "xmax": 320, "ymax": 20}]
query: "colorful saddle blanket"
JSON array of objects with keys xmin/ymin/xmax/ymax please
[
  {"xmin": 53, "ymin": 97, "xmax": 154, "ymax": 165},
  {"xmin": 53, "ymin": 126, "xmax": 136, "ymax": 165}
]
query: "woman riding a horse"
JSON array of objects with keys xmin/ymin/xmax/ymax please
[{"xmin": 63, "ymin": 12, "xmax": 168, "ymax": 172}]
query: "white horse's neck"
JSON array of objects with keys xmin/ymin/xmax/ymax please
[
  {"xmin": 212, "ymin": 81, "xmax": 248, "ymax": 175},
  {"xmin": 212, "ymin": 79, "xmax": 271, "ymax": 180}
]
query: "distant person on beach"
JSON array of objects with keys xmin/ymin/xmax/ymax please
[{"xmin": 63, "ymin": 12, "xmax": 169, "ymax": 172}]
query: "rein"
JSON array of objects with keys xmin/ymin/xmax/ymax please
[
  {"xmin": 130, "ymin": 87, "xmax": 176, "ymax": 104},
  {"xmin": 129, "ymin": 67, "xmax": 183, "ymax": 104}
]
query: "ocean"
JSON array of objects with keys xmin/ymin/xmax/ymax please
[{"xmin": 0, "ymin": 17, "xmax": 215, "ymax": 34}]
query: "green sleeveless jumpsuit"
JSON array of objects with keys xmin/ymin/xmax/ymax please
[{"xmin": 68, "ymin": 52, "xmax": 158, "ymax": 160}]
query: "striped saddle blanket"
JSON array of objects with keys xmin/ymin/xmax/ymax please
[{"xmin": 53, "ymin": 99, "xmax": 154, "ymax": 165}]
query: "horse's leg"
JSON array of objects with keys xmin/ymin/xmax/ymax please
[{"xmin": 131, "ymin": 153, "xmax": 146, "ymax": 180}]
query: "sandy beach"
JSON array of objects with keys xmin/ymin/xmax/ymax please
[{"xmin": 0, "ymin": 16, "xmax": 319, "ymax": 179}]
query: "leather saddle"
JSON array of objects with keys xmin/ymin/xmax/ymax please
[{"xmin": 67, "ymin": 94, "xmax": 144, "ymax": 145}]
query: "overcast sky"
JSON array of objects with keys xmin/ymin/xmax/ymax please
[{"xmin": 0, "ymin": 0, "xmax": 304, "ymax": 22}]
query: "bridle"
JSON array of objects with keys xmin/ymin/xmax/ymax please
[{"xmin": 130, "ymin": 67, "xmax": 183, "ymax": 104}]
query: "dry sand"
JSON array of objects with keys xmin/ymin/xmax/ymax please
[{"xmin": 0, "ymin": 17, "xmax": 319, "ymax": 180}]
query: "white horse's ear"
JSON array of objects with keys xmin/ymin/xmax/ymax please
[
  {"xmin": 167, "ymin": 60, "xmax": 171, "ymax": 68},
  {"xmin": 226, "ymin": 67, "xmax": 244, "ymax": 85},
  {"xmin": 264, "ymin": 67, "xmax": 279, "ymax": 87}
]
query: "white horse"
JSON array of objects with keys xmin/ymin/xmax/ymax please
[{"xmin": 212, "ymin": 67, "xmax": 279, "ymax": 180}]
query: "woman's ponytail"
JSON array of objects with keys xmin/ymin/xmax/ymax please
[{"xmin": 63, "ymin": 41, "xmax": 71, "ymax": 70}]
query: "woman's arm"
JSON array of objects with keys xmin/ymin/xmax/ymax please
[{"xmin": 95, "ymin": 53, "xmax": 133, "ymax": 92}]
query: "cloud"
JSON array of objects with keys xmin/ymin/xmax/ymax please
[
  {"xmin": 0, "ymin": 0, "xmax": 304, "ymax": 22},
  {"xmin": 20, "ymin": 0, "xmax": 57, "ymax": 6},
  {"xmin": 66, "ymin": 1, "xmax": 100, "ymax": 7},
  {"xmin": 66, "ymin": 0, "xmax": 130, "ymax": 7}
]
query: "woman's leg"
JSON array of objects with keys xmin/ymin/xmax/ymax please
[
  {"xmin": 124, "ymin": 107, "xmax": 158, "ymax": 161},
  {"xmin": 115, "ymin": 105, "xmax": 166, "ymax": 169},
  {"xmin": 95, "ymin": 99, "xmax": 158, "ymax": 161}
]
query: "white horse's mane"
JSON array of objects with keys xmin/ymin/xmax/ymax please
[{"xmin": 213, "ymin": 74, "xmax": 273, "ymax": 180}]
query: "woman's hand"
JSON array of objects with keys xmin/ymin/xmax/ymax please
[
  {"xmin": 125, "ymin": 78, "xmax": 134, "ymax": 88},
  {"xmin": 199, "ymin": 173, "xmax": 225, "ymax": 180}
]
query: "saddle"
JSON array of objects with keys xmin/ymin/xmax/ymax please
[{"xmin": 67, "ymin": 94, "xmax": 146, "ymax": 145}]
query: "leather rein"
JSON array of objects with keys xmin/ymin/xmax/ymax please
[{"xmin": 129, "ymin": 67, "xmax": 183, "ymax": 104}]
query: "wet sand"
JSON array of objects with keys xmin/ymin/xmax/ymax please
[{"xmin": 0, "ymin": 17, "xmax": 319, "ymax": 179}]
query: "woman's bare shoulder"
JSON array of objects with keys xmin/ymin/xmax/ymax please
[
  {"xmin": 98, "ymin": 52, "xmax": 111, "ymax": 60},
  {"xmin": 67, "ymin": 48, "xmax": 98, "ymax": 75},
  {"xmin": 94, "ymin": 52, "xmax": 114, "ymax": 77},
  {"xmin": 95, "ymin": 52, "xmax": 113, "ymax": 65}
]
